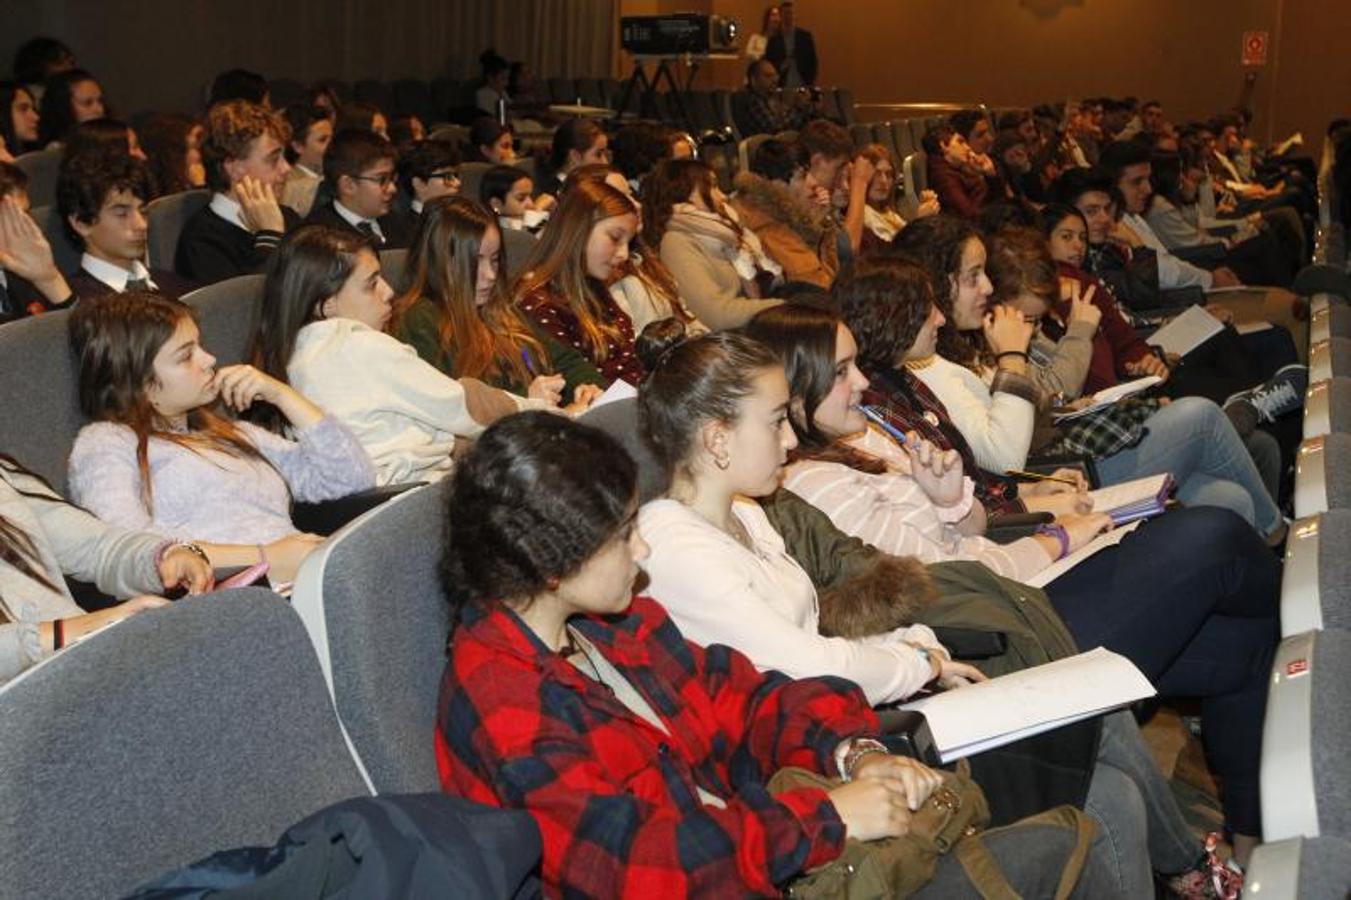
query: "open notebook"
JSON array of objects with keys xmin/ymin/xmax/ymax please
[
  {"xmin": 1051, "ymin": 375, "xmax": 1162, "ymax": 421},
  {"xmin": 898, "ymin": 648, "xmax": 1156, "ymax": 763},
  {"xmin": 1087, "ymin": 473, "xmax": 1175, "ymax": 526}
]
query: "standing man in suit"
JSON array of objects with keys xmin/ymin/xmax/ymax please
[
  {"xmin": 174, "ymin": 100, "xmax": 300, "ymax": 285},
  {"xmin": 57, "ymin": 153, "xmax": 194, "ymax": 300},
  {"xmin": 764, "ymin": 1, "xmax": 818, "ymax": 90},
  {"xmin": 0, "ymin": 161, "xmax": 74, "ymax": 322},
  {"xmin": 306, "ymin": 128, "xmax": 414, "ymax": 249}
]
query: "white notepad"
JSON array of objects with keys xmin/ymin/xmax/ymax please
[
  {"xmin": 1023, "ymin": 521, "xmax": 1142, "ymax": 588},
  {"xmin": 1051, "ymin": 376, "xmax": 1162, "ymax": 421},
  {"xmin": 899, "ymin": 648, "xmax": 1156, "ymax": 763},
  {"xmin": 1148, "ymin": 305, "xmax": 1223, "ymax": 357}
]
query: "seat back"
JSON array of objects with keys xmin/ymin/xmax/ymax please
[
  {"xmin": 291, "ymin": 483, "xmax": 451, "ymax": 793},
  {"xmin": 1246, "ymin": 835, "xmax": 1351, "ymax": 900},
  {"xmin": 1310, "ymin": 627, "xmax": 1351, "ymax": 838},
  {"xmin": 547, "ymin": 77, "xmax": 578, "ymax": 105},
  {"xmin": 181, "ymin": 273, "xmax": 266, "ymax": 366},
  {"xmin": 849, "ymin": 123, "xmax": 873, "ymax": 151},
  {"xmin": 146, "ymin": 189, "xmax": 210, "ymax": 272},
  {"xmin": 903, "ymin": 150, "xmax": 928, "ymax": 210},
  {"xmin": 1281, "ymin": 510, "xmax": 1351, "ymax": 637},
  {"xmin": 379, "ymin": 247, "xmax": 410, "ymax": 293},
  {"xmin": 501, "ymin": 227, "xmax": 538, "ymax": 282},
  {"xmin": 0, "ymin": 309, "xmax": 82, "ymax": 491},
  {"xmin": 13, "ymin": 146, "xmax": 62, "ymax": 208},
  {"xmin": 579, "ymin": 397, "xmax": 667, "ymax": 503},
  {"xmin": 28, "ymin": 204, "xmax": 82, "ymax": 276},
  {"xmin": 739, "ymin": 133, "xmax": 774, "ymax": 174},
  {"xmin": 458, "ymin": 161, "xmax": 494, "ymax": 206},
  {"xmin": 0, "ymin": 589, "xmax": 372, "ymax": 900},
  {"xmin": 1262, "ymin": 630, "xmax": 1322, "ymax": 841}
]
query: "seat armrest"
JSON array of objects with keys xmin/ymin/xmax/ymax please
[
  {"xmin": 986, "ymin": 511, "xmax": 1054, "ymax": 544},
  {"xmin": 292, "ymin": 483, "xmax": 427, "ymax": 536},
  {"xmin": 874, "ymin": 708, "xmax": 941, "ymax": 765}
]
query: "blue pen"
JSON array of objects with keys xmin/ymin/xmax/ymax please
[
  {"xmin": 859, "ymin": 405, "xmax": 907, "ymax": 446},
  {"xmin": 521, "ymin": 348, "xmax": 536, "ymax": 376}
]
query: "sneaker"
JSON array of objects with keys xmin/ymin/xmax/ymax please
[{"xmin": 1223, "ymin": 364, "xmax": 1308, "ymax": 424}]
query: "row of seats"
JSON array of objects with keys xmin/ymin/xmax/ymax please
[{"xmin": 1245, "ymin": 195, "xmax": 1351, "ymax": 898}]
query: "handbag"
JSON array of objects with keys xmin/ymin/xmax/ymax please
[{"xmin": 769, "ymin": 762, "xmax": 1096, "ymax": 899}]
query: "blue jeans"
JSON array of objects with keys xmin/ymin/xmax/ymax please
[{"xmin": 1094, "ymin": 396, "xmax": 1283, "ymax": 537}]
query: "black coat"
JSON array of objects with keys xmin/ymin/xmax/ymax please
[{"xmin": 765, "ymin": 27, "xmax": 819, "ymax": 87}]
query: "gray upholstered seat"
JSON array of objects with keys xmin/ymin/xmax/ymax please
[
  {"xmin": 1308, "ymin": 336, "xmax": 1351, "ymax": 384},
  {"xmin": 0, "ymin": 588, "xmax": 372, "ymax": 899},
  {"xmin": 1246, "ymin": 835, "xmax": 1351, "ymax": 900},
  {"xmin": 458, "ymin": 161, "xmax": 493, "ymax": 207},
  {"xmin": 290, "ymin": 482, "xmax": 451, "ymax": 794},
  {"xmin": 502, "ymin": 225, "xmax": 538, "ymax": 282},
  {"xmin": 146, "ymin": 189, "xmax": 210, "ymax": 272},
  {"xmin": 1281, "ymin": 511, "xmax": 1351, "ymax": 637},
  {"xmin": 1294, "ymin": 433, "xmax": 1351, "ymax": 519},
  {"xmin": 579, "ymin": 397, "xmax": 667, "ymax": 503},
  {"xmin": 13, "ymin": 146, "xmax": 61, "ymax": 207},
  {"xmin": 27, "ymin": 203, "xmax": 82, "ymax": 277},
  {"xmin": 180, "ymin": 272, "xmax": 265, "ymax": 366},
  {"xmin": 1260, "ymin": 627, "xmax": 1351, "ymax": 842},
  {"xmin": 0, "ymin": 309, "xmax": 83, "ymax": 491},
  {"xmin": 379, "ymin": 247, "xmax": 409, "ymax": 293}
]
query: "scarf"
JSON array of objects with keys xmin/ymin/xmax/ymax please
[
  {"xmin": 666, "ymin": 204, "xmax": 784, "ymax": 287},
  {"xmin": 864, "ymin": 204, "xmax": 907, "ymax": 243}
]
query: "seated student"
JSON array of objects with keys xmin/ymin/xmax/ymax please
[
  {"xmin": 280, "ymin": 104, "xmax": 333, "ymax": 217},
  {"xmin": 251, "ymin": 225, "xmax": 530, "ymax": 485},
  {"xmin": 207, "ymin": 68, "xmax": 269, "ymax": 109},
  {"xmin": 643, "ymin": 157, "xmax": 783, "ymax": 330},
  {"xmin": 562, "ymin": 164, "xmax": 696, "ymax": 334},
  {"xmin": 393, "ymin": 195, "xmax": 603, "ymax": 410},
  {"xmin": 1147, "ymin": 147, "xmax": 1293, "ymax": 287},
  {"xmin": 37, "ymin": 69, "xmax": 105, "ymax": 147},
  {"xmin": 991, "ymin": 129, "xmax": 1033, "ymax": 203},
  {"xmin": 1, "ymin": 455, "xmax": 213, "ymax": 684},
  {"xmin": 436, "ymin": 411, "xmax": 1121, "ymax": 898},
  {"xmin": 396, "ymin": 138, "xmax": 460, "ymax": 217},
  {"xmin": 855, "ymin": 143, "xmax": 939, "ymax": 255},
  {"xmin": 473, "ymin": 49, "xmax": 510, "ymax": 118},
  {"xmin": 12, "ymin": 37, "xmax": 76, "ymax": 105},
  {"xmin": 514, "ymin": 179, "xmax": 647, "ymax": 386},
  {"xmin": 175, "ymin": 100, "xmax": 301, "ymax": 285},
  {"xmin": 737, "ymin": 58, "xmax": 814, "ymax": 138},
  {"xmin": 57, "ymin": 152, "xmax": 194, "ymax": 299},
  {"xmin": 66, "ymin": 292, "xmax": 374, "ymax": 582},
  {"xmin": 746, "ymin": 299, "xmax": 1277, "ymax": 871},
  {"xmin": 731, "ymin": 139, "xmax": 838, "ymax": 289},
  {"xmin": 1, "ymin": 81, "xmax": 42, "ymax": 156},
  {"xmin": 886, "ymin": 218, "xmax": 1287, "ymax": 545},
  {"xmin": 947, "ymin": 109, "xmax": 1006, "ymax": 194},
  {"xmin": 386, "ymin": 115, "xmax": 425, "ymax": 146},
  {"xmin": 537, "ymin": 117, "xmax": 610, "ymax": 207},
  {"xmin": 137, "ymin": 112, "xmax": 207, "ymax": 197},
  {"xmin": 334, "ymin": 101, "xmax": 387, "ymax": 139},
  {"xmin": 0, "ymin": 164, "xmax": 74, "ymax": 321},
  {"xmin": 466, "ymin": 117, "xmax": 516, "ymax": 165},
  {"xmin": 478, "ymin": 163, "xmax": 541, "ymax": 281},
  {"xmin": 305, "ymin": 128, "xmax": 414, "ymax": 249},
  {"xmin": 61, "ymin": 117, "xmax": 146, "ymax": 163},
  {"xmin": 923, "ymin": 123, "xmax": 990, "ymax": 220},
  {"xmin": 1099, "ymin": 139, "xmax": 1307, "ymax": 351},
  {"xmin": 609, "ymin": 121, "xmax": 672, "ymax": 195},
  {"xmin": 636, "ymin": 327, "xmax": 1253, "ymax": 891}
]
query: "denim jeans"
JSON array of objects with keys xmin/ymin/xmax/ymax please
[
  {"xmin": 1084, "ymin": 711, "xmax": 1204, "ymax": 898},
  {"xmin": 1046, "ymin": 506, "xmax": 1280, "ymax": 835},
  {"xmin": 1094, "ymin": 396, "xmax": 1283, "ymax": 537}
]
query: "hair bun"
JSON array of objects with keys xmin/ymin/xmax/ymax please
[{"xmin": 635, "ymin": 317, "xmax": 688, "ymax": 372}]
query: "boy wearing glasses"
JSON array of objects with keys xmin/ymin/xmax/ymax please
[
  {"xmin": 175, "ymin": 100, "xmax": 301, "ymax": 285},
  {"xmin": 306, "ymin": 128, "xmax": 413, "ymax": 249},
  {"xmin": 397, "ymin": 139, "xmax": 461, "ymax": 218}
]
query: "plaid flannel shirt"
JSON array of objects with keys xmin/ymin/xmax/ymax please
[
  {"xmin": 1040, "ymin": 396, "xmax": 1159, "ymax": 460},
  {"xmin": 435, "ymin": 596, "xmax": 878, "ymax": 898}
]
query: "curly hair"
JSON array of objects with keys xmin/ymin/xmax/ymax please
[
  {"xmin": 441, "ymin": 411, "xmax": 636, "ymax": 624},
  {"xmin": 985, "ymin": 226, "xmax": 1057, "ymax": 307},
  {"xmin": 891, "ymin": 214, "xmax": 986, "ymax": 368},
  {"xmin": 834, "ymin": 256, "xmax": 938, "ymax": 374},
  {"xmin": 201, "ymin": 100, "xmax": 290, "ymax": 192},
  {"xmin": 56, "ymin": 151, "xmax": 152, "ymax": 248}
]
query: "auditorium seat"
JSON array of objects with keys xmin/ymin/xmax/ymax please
[
  {"xmin": 379, "ymin": 247, "xmax": 409, "ymax": 293},
  {"xmin": 684, "ymin": 90, "xmax": 720, "ymax": 132},
  {"xmin": 353, "ymin": 78, "xmax": 394, "ymax": 113},
  {"xmin": 832, "ymin": 87, "xmax": 856, "ymax": 125},
  {"xmin": 870, "ymin": 121, "xmax": 898, "ymax": 162},
  {"xmin": 0, "ymin": 308, "xmax": 83, "ymax": 492},
  {"xmin": 577, "ymin": 78, "xmax": 608, "ymax": 109},
  {"xmin": 903, "ymin": 150, "xmax": 928, "ymax": 214},
  {"xmin": 890, "ymin": 120, "xmax": 918, "ymax": 161},
  {"xmin": 180, "ymin": 273, "xmax": 265, "ymax": 366},
  {"xmin": 267, "ymin": 77, "xmax": 304, "ymax": 110},
  {"xmin": 1245, "ymin": 835, "xmax": 1351, "ymax": 900},
  {"xmin": 1294, "ymin": 433, "xmax": 1351, "ymax": 518},
  {"xmin": 849, "ymin": 123, "xmax": 872, "ymax": 151},
  {"xmin": 1308, "ymin": 336, "xmax": 1350, "ymax": 383},
  {"xmin": 1308, "ymin": 301, "xmax": 1350, "ymax": 346},
  {"xmin": 1260, "ymin": 627, "xmax": 1351, "ymax": 843},
  {"xmin": 579, "ymin": 397, "xmax": 667, "ymax": 503},
  {"xmin": 27, "ymin": 204, "xmax": 81, "ymax": 277},
  {"xmin": 1302, "ymin": 376, "xmax": 1351, "ymax": 439},
  {"xmin": 0, "ymin": 589, "xmax": 373, "ymax": 899},
  {"xmin": 1293, "ymin": 263, "xmax": 1351, "ymax": 305},
  {"xmin": 1280, "ymin": 511, "xmax": 1351, "ymax": 637},
  {"xmin": 145, "ymin": 188, "xmax": 210, "ymax": 272},
  {"xmin": 501, "ymin": 226, "xmax": 537, "ymax": 281},
  {"xmin": 13, "ymin": 145, "xmax": 61, "ymax": 208},
  {"xmin": 291, "ymin": 483, "xmax": 448, "ymax": 793},
  {"xmin": 547, "ymin": 77, "xmax": 578, "ymax": 105},
  {"xmin": 393, "ymin": 77, "xmax": 436, "ymax": 124},
  {"xmin": 458, "ymin": 161, "xmax": 493, "ymax": 205}
]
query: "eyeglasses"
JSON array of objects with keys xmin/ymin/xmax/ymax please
[
  {"xmin": 351, "ymin": 171, "xmax": 397, "ymax": 188},
  {"xmin": 428, "ymin": 170, "xmax": 461, "ymax": 184}
]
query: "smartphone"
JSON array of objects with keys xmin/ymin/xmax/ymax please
[{"xmin": 211, "ymin": 562, "xmax": 271, "ymax": 592}]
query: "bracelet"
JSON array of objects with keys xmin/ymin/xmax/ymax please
[
  {"xmin": 837, "ymin": 737, "xmax": 890, "ymax": 782},
  {"xmin": 53, "ymin": 618, "xmax": 65, "ymax": 651},
  {"xmin": 996, "ymin": 351, "xmax": 1029, "ymax": 362},
  {"xmin": 1036, "ymin": 523, "xmax": 1071, "ymax": 560},
  {"xmin": 155, "ymin": 540, "xmax": 211, "ymax": 568}
]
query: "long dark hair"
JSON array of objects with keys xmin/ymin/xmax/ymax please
[
  {"xmin": 835, "ymin": 257, "xmax": 940, "ymax": 375},
  {"xmin": 891, "ymin": 214, "xmax": 987, "ymax": 368},
  {"xmin": 0, "ymin": 82, "xmax": 38, "ymax": 155},
  {"xmin": 250, "ymin": 224, "xmax": 370, "ymax": 429},
  {"xmin": 442, "ymin": 411, "xmax": 636, "ymax": 626},
  {"xmin": 38, "ymin": 68, "xmax": 101, "ymax": 146},
  {"xmin": 0, "ymin": 456, "xmax": 62, "ymax": 616},
  {"xmin": 394, "ymin": 196, "xmax": 544, "ymax": 386},
  {"xmin": 69, "ymin": 292, "xmax": 263, "ymax": 513},
  {"xmin": 137, "ymin": 112, "xmax": 199, "ymax": 196},
  {"xmin": 743, "ymin": 304, "xmax": 886, "ymax": 473},
  {"xmin": 641, "ymin": 158, "xmax": 728, "ymax": 245}
]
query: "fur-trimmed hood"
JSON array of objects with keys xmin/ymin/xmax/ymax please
[{"xmin": 731, "ymin": 171, "xmax": 835, "ymax": 250}]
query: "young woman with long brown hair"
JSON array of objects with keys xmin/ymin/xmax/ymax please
[
  {"xmin": 393, "ymin": 195, "xmax": 602, "ymax": 412},
  {"xmin": 66, "ymin": 291, "xmax": 374, "ymax": 582},
  {"xmin": 515, "ymin": 179, "xmax": 648, "ymax": 385}
]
